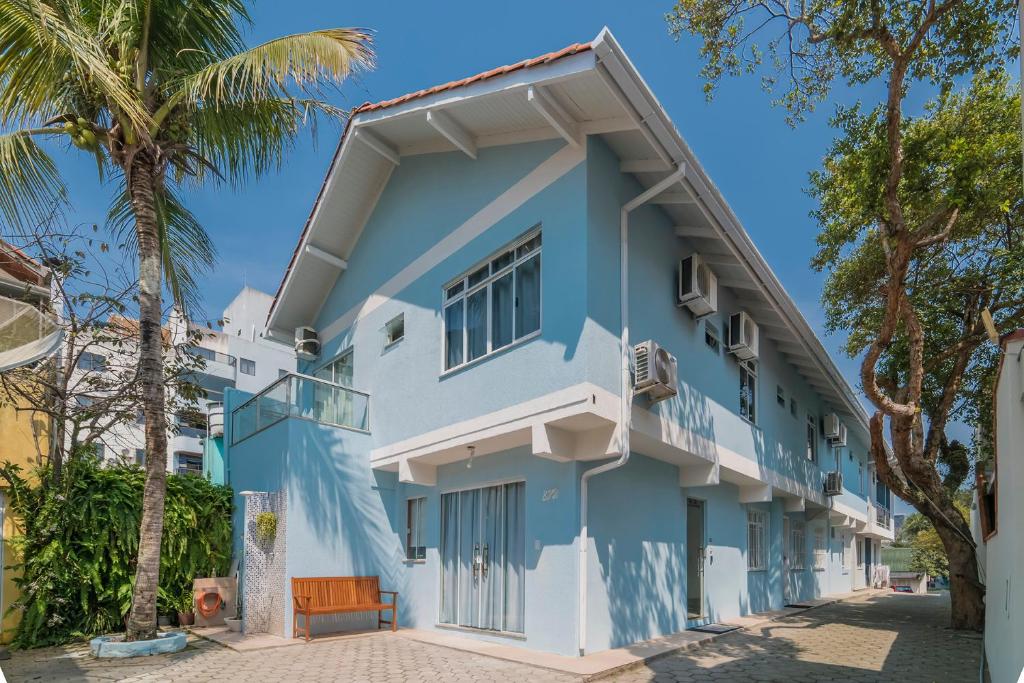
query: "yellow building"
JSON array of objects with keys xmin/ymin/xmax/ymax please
[{"xmin": 0, "ymin": 241, "xmax": 52, "ymax": 643}]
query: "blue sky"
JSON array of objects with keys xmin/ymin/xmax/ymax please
[{"xmin": 53, "ymin": 2, "xmax": 994, "ymax": 510}]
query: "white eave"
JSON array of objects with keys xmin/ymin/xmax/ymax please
[{"xmin": 267, "ymin": 27, "xmax": 871, "ymax": 441}]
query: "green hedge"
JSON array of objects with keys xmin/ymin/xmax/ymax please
[{"xmin": 0, "ymin": 456, "xmax": 232, "ymax": 648}]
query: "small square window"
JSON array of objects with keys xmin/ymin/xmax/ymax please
[
  {"xmin": 385, "ymin": 314, "xmax": 405, "ymax": 347},
  {"xmin": 776, "ymin": 385, "xmax": 785, "ymax": 407},
  {"xmin": 790, "ymin": 397, "xmax": 797, "ymax": 418},
  {"xmin": 704, "ymin": 320, "xmax": 720, "ymax": 353},
  {"xmin": 239, "ymin": 358, "xmax": 255, "ymax": 375}
]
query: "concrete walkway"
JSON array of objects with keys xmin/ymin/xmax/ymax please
[{"xmin": 2, "ymin": 591, "xmax": 981, "ymax": 682}]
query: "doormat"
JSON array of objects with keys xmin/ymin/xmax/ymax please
[{"xmin": 689, "ymin": 623, "xmax": 740, "ymax": 635}]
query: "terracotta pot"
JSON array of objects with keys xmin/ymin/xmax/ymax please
[{"xmin": 177, "ymin": 611, "xmax": 195, "ymax": 626}]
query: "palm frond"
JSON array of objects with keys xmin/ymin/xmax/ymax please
[
  {"xmin": 186, "ymin": 97, "xmax": 345, "ymax": 184},
  {"xmin": 172, "ymin": 28, "xmax": 374, "ymax": 112},
  {"xmin": 0, "ymin": 0, "xmax": 151, "ymax": 131},
  {"xmin": 0, "ymin": 129, "xmax": 66, "ymax": 230},
  {"xmin": 108, "ymin": 184, "xmax": 216, "ymax": 315}
]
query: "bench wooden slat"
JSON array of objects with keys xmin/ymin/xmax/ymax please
[{"xmin": 291, "ymin": 576, "xmax": 397, "ymax": 641}]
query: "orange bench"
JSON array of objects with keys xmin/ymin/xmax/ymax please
[{"xmin": 291, "ymin": 576, "xmax": 398, "ymax": 641}]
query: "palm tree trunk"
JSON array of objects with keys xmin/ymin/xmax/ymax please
[{"xmin": 125, "ymin": 151, "xmax": 168, "ymax": 642}]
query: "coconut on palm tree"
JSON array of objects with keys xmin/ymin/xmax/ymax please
[{"xmin": 0, "ymin": 0, "xmax": 373, "ymax": 641}]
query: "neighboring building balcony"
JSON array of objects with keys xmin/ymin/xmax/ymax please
[
  {"xmin": 865, "ymin": 501, "xmax": 895, "ymax": 540},
  {"xmin": 231, "ymin": 373, "xmax": 370, "ymax": 445},
  {"xmin": 187, "ymin": 346, "xmax": 237, "ymax": 389}
]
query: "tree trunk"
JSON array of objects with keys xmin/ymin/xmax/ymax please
[
  {"xmin": 934, "ymin": 513, "xmax": 986, "ymax": 631},
  {"xmin": 124, "ymin": 151, "xmax": 168, "ymax": 642}
]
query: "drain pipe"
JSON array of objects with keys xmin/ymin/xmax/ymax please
[{"xmin": 578, "ymin": 166, "xmax": 685, "ymax": 656}]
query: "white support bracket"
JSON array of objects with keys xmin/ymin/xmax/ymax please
[
  {"xmin": 527, "ymin": 85, "xmax": 581, "ymax": 148},
  {"xmin": 356, "ymin": 128, "xmax": 400, "ymax": 165},
  {"xmin": 738, "ymin": 484, "xmax": 772, "ymax": 504},
  {"xmin": 398, "ymin": 459, "xmax": 436, "ymax": 486},
  {"xmin": 679, "ymin": 461, "xmax": 720, "ymax": 488},
  {"xmin": 426, "ymin": 109, "xmax": 477, "ymax": 159},
  {"xmin": 304, "ymin": 244, "xmax": 348, "ymax": 270},
  {"xmin": 532, "ymin": 423, "xmax": 574, "ymax": 463},
  {"xmin": 784, "ymin": 497, "xmax": 806, "ymax": 513}
]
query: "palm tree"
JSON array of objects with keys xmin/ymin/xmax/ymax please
[{"xmin": 0, "ymin": 0, "xmax": 373, "ymax": 640}]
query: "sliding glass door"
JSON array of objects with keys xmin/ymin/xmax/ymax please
[{"xmin": 440, "ymin": 482, "xmax": 525, "ymax": 633}]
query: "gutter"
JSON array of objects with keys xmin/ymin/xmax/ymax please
[{"xmin": 578, "ymin": 166, "xmax": 685, "ymax": 656}]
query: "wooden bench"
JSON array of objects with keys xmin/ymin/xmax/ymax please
[{"xmin": 291, "ymin": 576, "xmax": 398, "ymax": 641}]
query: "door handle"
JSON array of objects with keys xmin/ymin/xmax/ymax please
[
  {"xmin": 482, "ymin": 544, "xmax": 489, "ymax": 578},
  {"xmin": 473, "ymin": 543, "xmax": 480, "ymax": 579}
]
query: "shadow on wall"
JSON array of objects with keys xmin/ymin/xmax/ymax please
[{"xmin": 285, "ymin": 421, "xmax": 406, "ymax": 633}]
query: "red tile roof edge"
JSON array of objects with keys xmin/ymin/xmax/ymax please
[{"xmin": 268, "ymin": 40, "xmax": 593, "ymax": 327}]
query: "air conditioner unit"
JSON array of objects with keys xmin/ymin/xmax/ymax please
[
  {"xmin": 294, "ymin": 326, "xmax": 320, "ymax": 361},
  {"xmin": 678, "ymin": 254, "xmax": 718, "ymax": 317},
  {"xmin": 728, "ymin": 312, "xmax": 759, "ymax": 361},
  {"xmin": 824, "ymin": 471, "xmax": 843, "ymax": 496},
  {"xmin": 633, "ymin": 340, "xmax": 678, "ymax": 403},
  {"xmin": 830, "ymin": 423, "xmax": 848, "ymax": 448},
  {"xmin": 822, "ymin": 413, "xmax": 841, "ymax": 440}
]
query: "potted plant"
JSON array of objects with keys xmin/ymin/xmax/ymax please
[
  {"xmin": 255, "ymin": 511, "xmax": 277, "ymax": 541},
  {"xmin": 224, "ymin": 603, "xmax": 242, "ymax": 632},
  {"xmin": 177, "ymin": 589, "xmax": 195, "ymax": 627}
]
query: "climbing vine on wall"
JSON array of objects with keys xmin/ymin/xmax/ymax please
[{"xmin": 0, "ymin": 454, "xmax": 232, "ymax": 648}]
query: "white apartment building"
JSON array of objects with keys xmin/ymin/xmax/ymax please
[{"xmin": 75, "ymin": 287, "xmax": 295, "ymax": 474}]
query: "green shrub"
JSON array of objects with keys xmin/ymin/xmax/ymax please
[
  {"xmin": 255, "ymin": 511, "xmax": 277, "ymax": 540},
  {"xmin": 0, "ymin": 455, "xmax": 232, "ymax": 648}
]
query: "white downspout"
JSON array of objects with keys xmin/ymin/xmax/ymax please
[{"xmin": 578, "ymin": 166, "xmax": 685, "ymax": 656}]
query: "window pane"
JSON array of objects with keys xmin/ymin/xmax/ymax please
[
  {"xmin": 491, "ymin": 272, "xmax": 513, "ymax": 350},
  {"xmin": 466, "ymin": 289, "xmax": 488, "ymax": 361},
  {"xmin": 516, "ymin": 233, "xmax": 541, "ymax": 258},
  {"xmin": 445, "ymin": 302, "xmax": 464, "ymax": 369},
  {"xmin": 446, "ymin": 281, "xmax": 464, "ymax": 300},
  {"xmin": 468, "ymin": 265, "xmax": 489, "ymax": 288},
  {"xmin": 514, "ymin": 254, "xmax": 540, "ymax": 338},
  {"xmin": 491, "ymin": 249, "xmax": 514, "ymax": 273}
]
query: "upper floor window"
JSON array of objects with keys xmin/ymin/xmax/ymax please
[
  {"xmin": 747, "ymin": 508, "xmax": 767, "ymax": 570},
  {"xmin": 739, "ymin": 361, "xmax": 757, "ymax": 423},
  {"xmin": 776, "ymin": 385, "xmax": 785, "ymax": 407},
  {"xmin": 315, "ymin": 349, "xmax": 353, "ymax": 386},
  {"xmin": 385, "ymin": 314, "xmax": 405, "ymax": 347},
  {"xmin": 704, "ymin": 320, "xmax": 720, "ymax": 353},
  {"xmin": 406, "ymin": 497, "xmax": 426, "ymax": 560},
  {"xmin": 78, "ymin": 351, "xmax": 106, "ymax": 371},
  {"xmin": 806, "ymin": 414, "xmax": 817, "ymax": 462},
  {"xmin": 443, "ymin": 230, "xmax": 541, "ymax": 371},
  {"xmin": 239, "ymin": 358, "xmax": 256, "ymax": 375}
]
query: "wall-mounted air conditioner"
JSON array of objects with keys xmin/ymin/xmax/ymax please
[
  {"xmin": 823, "ymin": 413, "xmax": 841, "ymax": 440},
  {"xmin": 633, "ymin": 340, "xmax": 678, "ymax": 403},
  {"xmin": 831, "ymin": 423, "xmax": 848, "ymax": 448},
  {"xmin": 728, "ymin": 312, "xmax": 759, "ymax": 361},
  {"xmin": 678, "ymin": 254, "xmax": 718, "ymax": 317},
  {"xmin": 824, "ymin": 471, "xmax": 843, "ymax": 496},
  {"xmin": 294, "ymin": 326, "xmax": 320, "ymax": 361}
]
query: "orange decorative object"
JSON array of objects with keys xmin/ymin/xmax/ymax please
[{"xmin": 195, "ymin": 590, "xmax": 223, "ymax": 618}]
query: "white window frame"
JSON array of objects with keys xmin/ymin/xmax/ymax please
[
  {"xmin": 239, "ymin": 357, "xmax": 256, "ymax": 375},
  {"xmin": 739, "ymin": 361, "xmax": 757, "ymax": 424},
  {"xmin": 813, "ymin": 527, "xmax": 827, "ymax": 571},
  {"xmin": 385, "ymin": 313, "xmax": 405, "ymax": 347},
  {"xmin": 704, "ymin": 319, "xmax": 721, "ymax": 353},
  {"xmin": 315, "ymin": 348, "xmax": 353, "ymax": 386},
  {"xmin": 405, "ymin": 497, "xmax": 426, "ymax": 561},
  {"xmin": 442, "ymin": 229, "xmax": 541, "ymax": 373},
  {"xmin": 747, "ymin": 508, "xmax": 767, "ymax": 571},
  {"xmin": 806, "ymin": 414, "xmax": 817, "ymax": 462},
  {"xmin": 790, "ymin": 521, "xmax": 806, "ymax": 570}
]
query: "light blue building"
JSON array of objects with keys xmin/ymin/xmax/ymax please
[{"xmin": 223, "ymin": 29, "xmax": 895, "ymax": 657}]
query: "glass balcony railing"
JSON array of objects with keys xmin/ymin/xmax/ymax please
[
  {"xmin": 230, "ymin": 373, "xmax": 369, "ymax": 445},
  {"xmin": 188, "ymin": 346, "xmax": 237, "ymax": 368},
  {"xmin": 873, "ymin": 503, "xmax": 892, "ymax": 529}
]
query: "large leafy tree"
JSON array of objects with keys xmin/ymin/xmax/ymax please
[
  {"xmin": 667, "ymin": 1, "xmax": 1019, "ymax": 630},
  {"xmin": 0, "ymin": 0, "xmax": 373, "ymax": 640}
]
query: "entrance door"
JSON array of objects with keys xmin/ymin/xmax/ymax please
[
  {"xmin": 864, "ymin": 538, "xmax": 872, "ymax": 587},
  {"xmin": 686, "ymin": 498, "xmax": 705, "ymax": 619},
  {"xmin": 783, "ymin": 517, "xmax": 792, "ymax": 604},
  {"xmin": 440, "ymin": 482, "xmax": 525, "ymax": 633}
]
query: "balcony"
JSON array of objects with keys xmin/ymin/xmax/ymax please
[
  {"xmin": 873, "ymin": 502, "xmax": 892, "ymax": 530},
  {"xmin": 231, "ymin": 373, "xmax": 369, "ymax": 445},
  {"xmin": 187, "ymin": 346, "xmax": 237, "ymax": 391}
]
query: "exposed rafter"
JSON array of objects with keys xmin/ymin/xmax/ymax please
[
  {"xmin": 650, "ymin": 191, "xmax": 695, "ymax": 205},
  {"xmin": 304, "ymin": 244, "xmax": 348, "ymax": 270},
  {"xmin": 426, "ymin": 109, "xmax": 477, "ymax": 159},
  {"xmin": 718, "ymin": 277, "xmax": 760, "ymax": 291},
  {"xmin": 527, "ymin": 85, "xmax": 580, "ymax": 147},
  {"xmin": 355, "ymin": 128, "xmax": 400, "ymax": 165}
]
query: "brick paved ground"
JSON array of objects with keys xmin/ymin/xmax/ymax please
[{"xmin": 2, "ymin": 592, "xmax": 980, "ymax": 682}]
